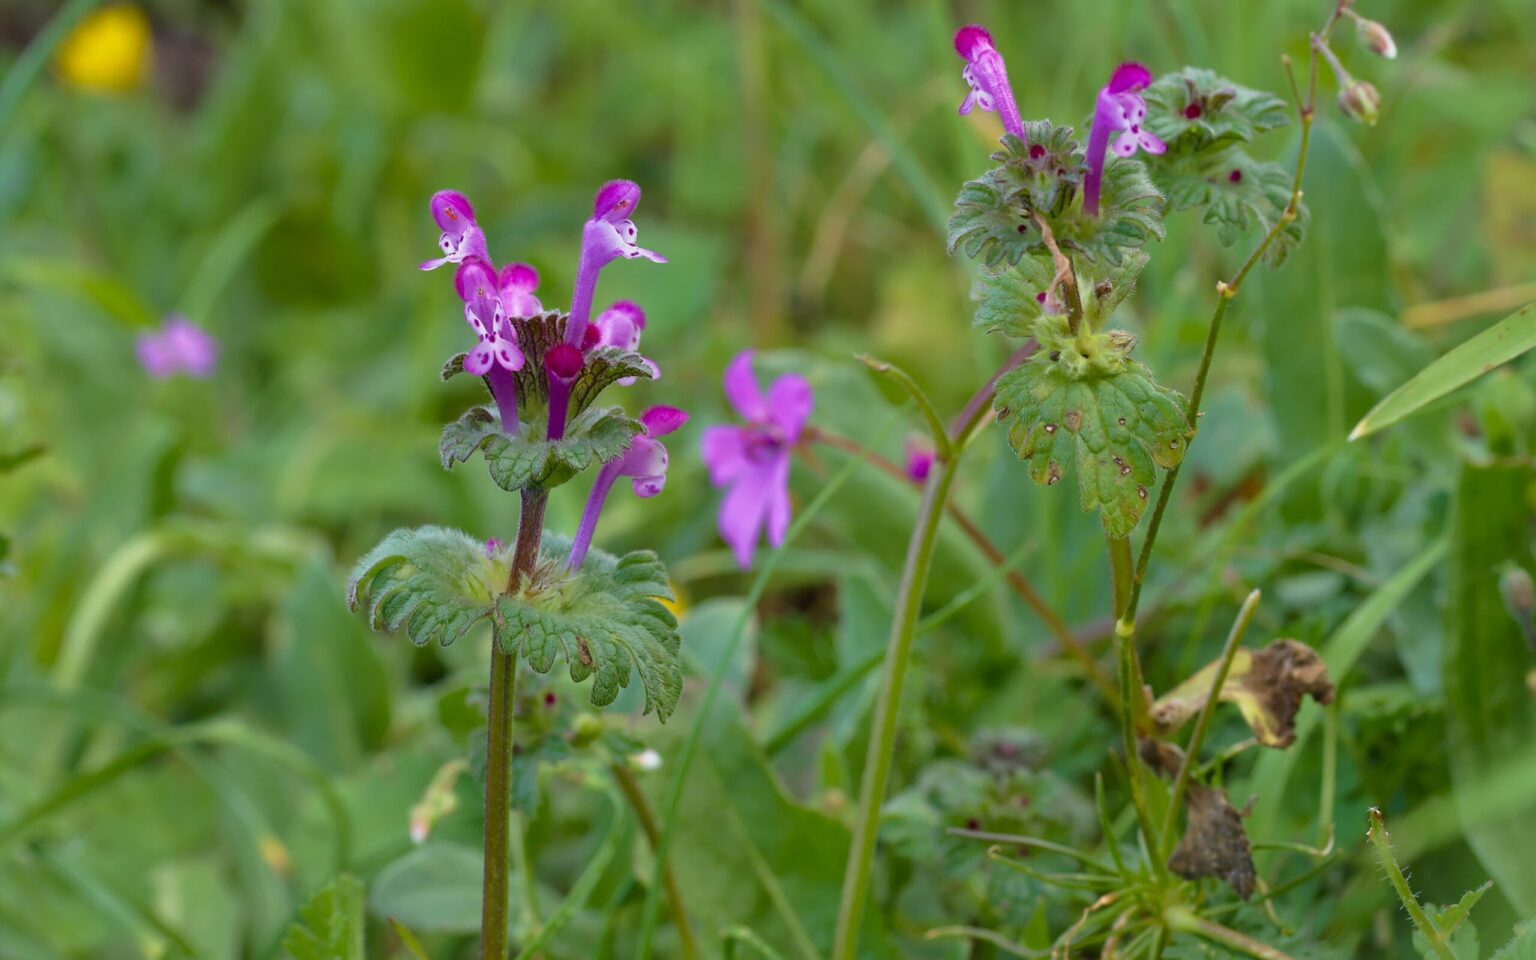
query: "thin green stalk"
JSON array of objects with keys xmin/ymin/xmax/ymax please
[
  {"xmin": 511, "ymin": 787, "xmax": 624, "ymax": 960},
  {"xmin": 1157, "ymin": 589, "xmax": 1261, "ymax": 856},
  {"xmin": 483, "ymin": 490, "xmax": 547, "ymax": 960},
  {"xmin": 1366, "ymin": 809, "xmax": 1458, "ymax": 960},
  {"xmin": 1165, "ymin": 907, "xmax": 1300, "ymax": 960},
  {"xmin": 1114, "ymin": 630, "xmax": 1162, "ymax": 880},
  {"xmin": 510, "ymin": 812, "xmax": 540, "ymax": 941},
  {"xmin": 831, "ymin": 453, "xmax": 960, "ymax": 960},
  {"xmin": 612, "ymin": 763, "xmax": 700, "ymax": 960},
  {"xmin": 1108, "ymin": 535, "xmax": 1134, "ymax": 619}
]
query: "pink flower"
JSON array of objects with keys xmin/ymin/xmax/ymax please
[
  {"xmin": 700, "ymin": 352, "xmax": 814, "ymax": 569},
  {"xmin": 567, "ymin": 406, "xmax": 689, "ymax": 569},
  {"xmin": 498, "ymin": 262, "xmax": 543, "ymax": 318},
  {"xmin": 454, "ymin": 258, "xmax": 525, "ymax": 433},
  {"xmin": 905, "ymin": 436, "xmax": 936, "ymax": 483},
  {"xmin": 136, "ymin": 315, "xmax": 217, "ymax": 380},
  {"xmin": 584, "ymin": 300, "xmax": 658, "ymax": 385},
  {"xmin": 566, "ymin": 180, "xmax": 666, "ymax": 348},
  {"xmin": 1084, "ymin": 63, "xmax": 1166, "ymax": 217},
  {"xmin": 954, "ymin": 25, "xmax": 1027, "ymax": 143},
  {"xmin": 419, "ymin": 191, "xmax": 489, "ymax": 271}
]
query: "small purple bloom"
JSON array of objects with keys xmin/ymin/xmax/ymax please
[
  {"xmin": 1085, "ymin": 63, "xmax": 1166, "ymax": 217},
  {"xmin": 565, "ymin": 180, "xmax": 666, "ymax": 349},
  {"xmin": 498, "ymin": 262, "xmax": 543, "ymax": 318},
  {"xmin": 586, "ymin": 300, "xmax": 658, "ymax": 384},
  {"xmin": 700, "ymin": 351, "xmax": 814, "ymax": 570},
  {"xmin": 543, "ymin": 343, "xmax": 585, "ymax": 442},
  {"xmin": 455, "ymin": 258, "xmax": 525, "ymax": 433},
  {"xmin": 136, "ymin": 315, "xmax": 217, "ymax": 380},
  {"xmin": 954, "ymin": 25, "xmax": 1026, "ymax": 143},
  {"xmin": 420, "ymin": 190, "xmax": 489, "ymax": 271},
  {"xmin": 484, "ymin": 537, "xmax": 504, "ymax": 559},
  {"xmin": 905, "ymin": 436, "xmax": 936, "ymax": 483},
  {"xmin": 568, "ymin": 405, "xmax": 689, "ymax": 570}
]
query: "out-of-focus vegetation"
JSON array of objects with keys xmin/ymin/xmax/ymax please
[{"xmin": 1, "ymin": 0, "xmax": 1534, "ymax": 957}]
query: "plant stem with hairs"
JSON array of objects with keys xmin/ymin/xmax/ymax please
[{"xmin": 483, "ymin": 490, "xmax": 547, "ymax": 960}]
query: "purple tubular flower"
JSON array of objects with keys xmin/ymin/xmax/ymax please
[
  {"xmin": 544, "ymin": 343, "xmax": 584, "ymax": 442},
  {"xmin": 954, "ymin": 25, "xmax": 1026, "ymax": 143},
  {"xmin": 565, "ymin": 180, "xmax": 666, "ymax": 349},
  {"xmin": 700, "ymin": 351, "xmax": 814, "ymax": 569},
  {"xmin": 586, "ymin": 300, "xmax": 658, "ymax": 384},
  {"xmin": 568, "ymin": 405, "xmax": 689, "ymax": 570},
  {"xmin": 455, "ymin": 258, "xmax": 525, "ymax": 432},
  {"xmin": 136, "ymin": 315, "xmax": 217, "ymax": 380},
  {"xmin": 420, "ymin": 190, "xmax": 489, "ymax": 271},
  {"xmin": 1084, "ymin": 63, "xmax": 1166, "ymax": 217},
  {"xmin": 904, "ymin": 436, "xmax": 936, "ymax": 483},
  {"xmin": 498, "ymin": 262, "xmax": 543, "ymax": 318}
]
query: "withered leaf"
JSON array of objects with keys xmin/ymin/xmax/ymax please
[
  {"xmin": 1138, "ymin": 737, "xmax": 1256, "ymax": 899},
  {"xmin": 1150, "ymin": 638, "xmax": 1334, "ymax": 748}
]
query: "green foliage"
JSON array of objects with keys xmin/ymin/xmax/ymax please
[
  {"xmin": 972, "ymin": 251, "xmax": 1149, "ymax": 339},
  {"xmin": 440, "ymin": 404, "xmax": 643, "ymax": 493},
  {"xmin": 348, "ymin": 525, "xmax": 503, "ymax": 647},
  {"xmin": 1411, "ymin": 885, "xmax": 1488, "ymax": 960},
  {"xmin": 283, "ymin": 874, "xmax": 365, "ymax": 960},
  {"xmin": 368, "ymin": 843, "xmax": 494, "ymax": 936},
  {"xmin": 496, "ymin": 537, "xmax": 682, "ymax": 721},
  {"xmin": 948, "ymin": 123, "xmax": 1165, "ymax": 267},
  {"xmin": 1143, "ymin": 67, "xmax": 1291, "ymax": 153},
  {"xmin": 993, "ymin": 318, "xmax": 1190, "ymax": 537}
]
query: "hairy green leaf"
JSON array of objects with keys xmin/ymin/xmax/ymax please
[
  {"xmin": 1143, "ymin": 67, "xmax": 1291, "ymax": 154},
  {"xmin": 348, "ymin": 526, "xmax": 503, "ymax": 647},
  {"xmin": 282, "ymin": 874, "xmax": 365, "ymax": 960},
  {"xmin": 1492, "ymin": 922, "xmax": 1536, "ymax": 960},
  {"xmin": 1155, "ymin": 148, "xmax": 1307, "ymax": 265},
  {"xmin": 496, "ymin": 536, "xmax": 682, "ymax": 720},
  {"xmin": 993, "ymin": 320, "xmax": 1190, "ymax": 537},
  {"xmin": 972, "ymin": 251, "xmax": 1150, "ymax": 339},
  {"xmin": 440, "ymin": 404, "xmax": 643, "ymax": 492}
]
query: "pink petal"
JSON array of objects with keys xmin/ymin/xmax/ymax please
[
  {"xmin": 494, "ymin": 339, "xmax": 525, "ymax": 371},
  {"xmin": 722, "ymin": 351, "xmax": 766, "ymax": 422},
  {"xmin": 465, "ymin": 342, "xmax": 495, "ymax": 376},
  {"xmin": 1139, "ymin": 130, "xmax": 1167, "ymax": 154},
  {"xmin": 498, "ymin": 261, "xmax": 539, "ymax": 292},
  {"xmin": 593, "ymin": 180, "xmax": 642, "ymax": 223},
  {"xmin": 700, "ymin": 425, "xmax": 750, "ymax": 486},
  {"xmin": 640, "ymin": 405, "xmax": 689, "ymax": 437},
  {"xmin": 765, "ymin": 453, "xmax": 792, "ymax": 548},
  {"xmin": 455, "ymin": 258, "xmax": 498, "ymax": 302},
  {"xmin": 766, "ymin": 373, "xmax": 814, "ymax": 441},
  {"xmin": 1107, "ymin": 62, "xmax": 1153, "ymax": 95},
  {"xmin": 631, "ymin": 475, "xmax": 666, "ymax": 498},
  {"xmin": 419, "ymin": 255, "xmax": 452, "ymax": 271},
  {"xmin": 620, "ymin": 435, "xmax": 669, "ymax": 480},
  {"xmin": 958, "ymin": 89, "xmax": 978, "ymax": 116},
  {"xmin": 501, "ymin": 290, "xmax": 543, "ymax": 318},
  {"xmin": 431, "ymin": 190, "xmax": 476, "ymax": 234},
  {"xmin": 719, "ymin": 473, "xmax": 773, "ymax": 569},
  {"xmin": 1112, "ymin": 133, "xmax": 1139, "ymax": 157},
  {"xmin": 954, "ymin": 25, "xmax": 994, "ymax": 60}
]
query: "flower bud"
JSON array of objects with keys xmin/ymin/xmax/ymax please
[
  {"xmin": 1354, "ymin": 16, "xmax": 1397, "ymax": 59},
  {"xmin": 1337, "ymin": 81, "xmax": 1382, "ymax": 126},
  {"xmin": 571, "ymin": 712, "xmax": 604, "ymax": 747}
]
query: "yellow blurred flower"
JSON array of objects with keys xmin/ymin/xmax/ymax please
[
  {"xmin": 55, "ymin": 4, "xmax": 152, "ymax": 93},
  {"xmin": 659, "ymin": 579, "xmax": 688, "ymax": 620}
]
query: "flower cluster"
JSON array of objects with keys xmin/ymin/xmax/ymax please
[
  {"xmin": 136, "ymin": 315, "xmax": 217, "ymax": 380},
  {"xmin": 1085, "ymin": 62, "xmax": 1166, "ymax": 216}
]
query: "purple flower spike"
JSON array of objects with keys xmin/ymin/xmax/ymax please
[
  {"xmin": 137, "ymin": 315, "xmax": 217, "ymax": 380},
  {"xmin": 498, "ymin": 263, "xmax": 543, "ymax": 318},
  {"xmin": 588, "ymin": 300, "xmax": 658, "ymax": 385},
  {"xmin": 954, "ymin": 25, "xmax": 1026, "ymax": 143},
  {"xmin": 456, "ymin": 258, "xmax": 525, "ymax": 432},
  {"xmin": 700, "ymin": 351, "xmax": 814, "ymax": 570},
  {"xmin": 1085, "ymin": 63, "xmax": 1166, "ymax": 217},
  {"xmin": 568, "ymin": 405, "xmax": 689, "ymax": 570},
  {"xmin": 905, "ymin": 436, "xmax": 936, "ymax": 484},
  {"xmin": 420, "ymin": 190, "xmax": 489, "ymax": 271},
  {"xmin": 565, "ymin": 180, "xmax": 665, "ymax": 349}
]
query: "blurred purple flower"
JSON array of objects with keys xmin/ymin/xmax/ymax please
[
  {"xmin": 954, "ymin": 25, "xmax": 1026, "ymax": 143},
  {"xmin": 585, "ymin": 300, "xmax": 658, "ymax": 385},
  {"xmin": 1084, "ymin": 63, "xmax": 1165, "ymax": 217},
  {"xmin": 568, "ymin": 405, "xmax": 689, "ymax": 570},
  {"xmin": 484, "ymin": 537, "xmax": 504, "ymax": 559},
  {"xmin": 700, "ymin": 351, "xmax": 813, "ymax": 569},
  {"xmin": 420, "ymin": 191, "xmax": 489, "ymax": 271},
  {"xmin": 905, "ymin": 436, "xmax": 936, "ymax": 483},
  {"xmin": 136, "ymin": 315, "xmax": 217, "ymax": 380},
  {"xmin": 565, "ymin": 180, "xmax": 665, "ymax": 349},
  {"xmin": 498, "ymin": 262, "xmax": 543, "ymax": 318},
  {"xmin": 455, "ymin": 258, "xmax": 525, "ymax": 432}
]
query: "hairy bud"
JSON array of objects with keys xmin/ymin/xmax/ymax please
[
  {"xmin": 1354, "ymin": 16, "xmax": 1398, "ymax": 59},
  {"xmin": 1337, "ymin": 81, "xmax": 1382, "ymax": 126}
]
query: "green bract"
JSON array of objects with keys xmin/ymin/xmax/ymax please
[
  {"xmin": 1142, "ymin": 67, "xmax": 1290, "ymax": 153},
  {"xmin": 948, "ymin": 123, "xmax": 1165, "ymax": 268},
  {"xmin": 496, "ymin": 535, "xmax": 682, "ymax": 721},
  {"xmin": 993, "ymin": 317, "xmax": 1190, "ymax": 537},
  {"xmin": 349, "ymin": 528, "xmax": 683, "ymax": 720},
  {"xmin": 972, "ymin": 250, "xmax": 1149, "ymax": 339}
]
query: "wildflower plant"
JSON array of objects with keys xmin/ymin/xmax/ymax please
[{"xmin": 348, "ymin": 180, "xmax": 683, "ymax": 958}]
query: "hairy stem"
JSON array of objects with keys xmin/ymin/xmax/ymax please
[
  {"xmin": 612, "ymin": 763, "xmax": 700, "ymax": 960},
  {"xmin": 1165, "ymin": 908, "xmax": 1300, "ymax": 960},
  {"xmin": 484, "ymin": 490, "xmax": 547, "ymax": 960},
  {"xmin": 1367, "ymin": 809, "xmax": 1458, "ymax": 960},
  {"xmin": 1108, "ymin": 535, "xmax": 1134, "ymax": 620}
]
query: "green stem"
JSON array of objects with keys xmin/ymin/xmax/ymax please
[
  {"xmin": 612, "ymin": 763, "xmax": 700, "ymax": 960},
  {"xmin": 1366, "ymin": 809, "xmax": 1458, "ymax": 960},
  {"xmin": 483, "ymin": 490, "xmax": 547, "ymax": 960},
  {"xmin": 831, "ymin": 453, "xmax": 959, "ymax": 960},
  {"xmin": 1157, "ymin": 589, "xmax": 1261, "ymax": 857},
  {"xmin": 1114, "ymin": 629, "xmax": 1161, "ymax": 879},
  {"xmin": 1165, "ymin": 908, "xmax": 1300, "ymax": 960},
  {"xmin": 1108, "ymin": 535, "xmax": 1134, "ymax": 620}
]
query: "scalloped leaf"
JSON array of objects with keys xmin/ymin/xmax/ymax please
[
  {"xmin": 972, "ymin": 251, "xmax": 1150, "ymax": 339},
  {"xmin": 1143, "ymin": 67, "xmax": 1290, "ymax": 154},
  {"xmin": 1155, "ymin": 148, "xmax": 1308, "ymax": 266},
  {"xmin": 993, "ymin": 338, "xmax": 1190, "ymax": 537},
  {"xmin": 283, "ymin": 874, "xmax": 365, "ymax": 960},
  {"xmin": 439, "ymin": 404, "xmax": 643, "ymax": 492},
  {"xmin": 348, "ymin": 526, "xmax": 504, "ymax": 647},
  {"xmin": 496, "ymin": 537, "xmax": 681, "ymax": 721}
]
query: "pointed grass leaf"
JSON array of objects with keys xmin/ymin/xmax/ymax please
[
  {"xmin": 1351, "ymin": 302, "xmax": 1536, "ymax": 440},
  {"xmin": 348, "ymin": 526, "xmax": 504, "ymax": 647},
  {"xmin": 496, "ymin": 537, "xmax": 682, "ymax": 721},
  {"xmin": 282, "ymin": 874, "xmax": 365, "ymax": 960},
  {"xmin": 993, "ymin": 327, "xmax": 1190, "ymax": 537}
]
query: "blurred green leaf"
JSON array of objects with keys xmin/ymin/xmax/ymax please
[
  {"xmin": 1351, "ymin": 302, "xmax": 1536, "ymax": 440},
  {"xmin": 283, "ymin": 874, "xmax": 365, "ymax": 960},
  {"xmin": 369, "ymin": 844, "xmax": 489, "ymax": 936}
]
